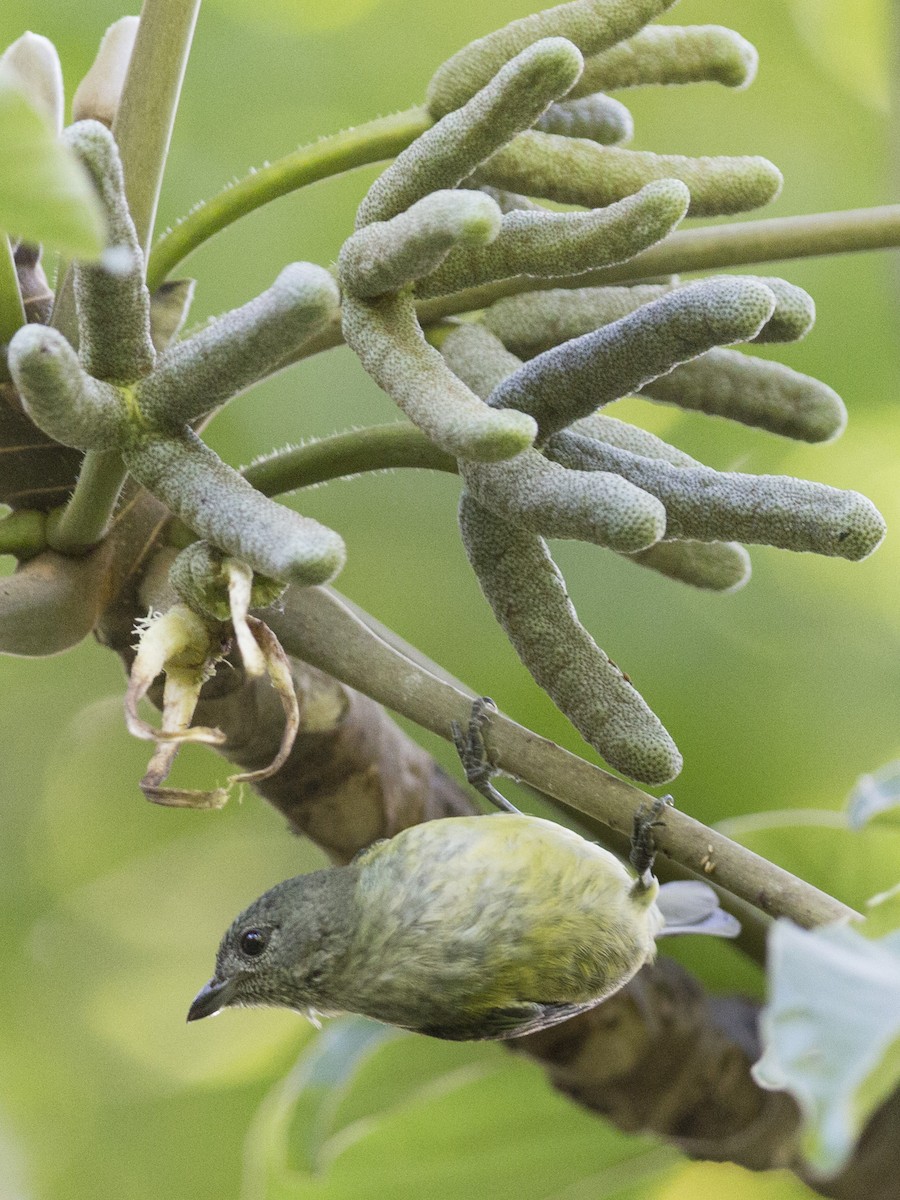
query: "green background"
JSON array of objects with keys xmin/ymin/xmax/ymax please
[{"xmin": 0, "ymin": 0, "xmax": 897, "ymax": 1196}]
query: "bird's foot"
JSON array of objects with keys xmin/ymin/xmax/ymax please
[
  {"xmin": 630, "ymin": 794, "xmax": 673, "ymax": 889},
  {"xmin": 451, "ymin": 696, "xmax": 520, "ymax": 814}
]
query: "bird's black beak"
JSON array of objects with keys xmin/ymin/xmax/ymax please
[{"xmin": 187, "ymin": 976, "xmax": 237, "ymax": 1022}]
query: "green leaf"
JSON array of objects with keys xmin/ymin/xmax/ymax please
[
  {"xmin": 0, "ymin": 68, "xmax": 106, "ymax": 258},
  {"xmin": 753, "ymin": 919, "xmax": 900, "ymax": 1176},
  {"xmin": 846, "ymin": 760, "xmax": 900, "ymax": 829},
  {"xmin": 243, "ymin": 1026, "xmax": 679, "ymax": 1200}
]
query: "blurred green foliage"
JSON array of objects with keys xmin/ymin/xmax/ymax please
[{"xmin": 0, "ymin": 0, "xmax": 897, "ymax": 1197}]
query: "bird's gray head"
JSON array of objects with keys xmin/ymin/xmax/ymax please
[{"xmin": 187, "ymin": 866, "xmax": 358, "ymax": 1022}]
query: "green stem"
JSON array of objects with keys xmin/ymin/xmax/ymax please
[
  {"xmin": 243, "ymin": 423, "xmax": 456, "ymax": 496},
  {"xmin": 46, "ymin": 450, "xmax": 127, "ymax": 554},
  {"xmin": 415, "ymin": 204, "xmax": 900, "ymax": 322},
  {"xmin": 146, "ymin": 107, "xmax": 432, "ymax": 292},
  {"xmin": 0, "ymin": 509, "xmax": 47, "ymax": 559},
  {"xmin": 114, "ymin": 0, "xmax": 202, "ymax": 257},
  {"xmin": 0, "ymin": 235, "xmax": 26, "ymax": 359}
]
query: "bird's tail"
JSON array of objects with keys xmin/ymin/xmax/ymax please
[{"xmin": 655, "ymin": 880, "xmax": 741, "ymax": 938}]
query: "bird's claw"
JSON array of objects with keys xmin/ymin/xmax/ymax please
[
  {"xmin": 630, "ymin": 794, "xmax": 673, "ymax": 887},
  {"xmin": 452, "ymin": 696, "xmax": 520, "ymax": 814}
]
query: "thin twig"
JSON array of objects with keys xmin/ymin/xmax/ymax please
[
  {"xmin": 416, "ymin": 205, "xmax": 900, "ymax": 321},
  {"xmin": 146, "ymin": 107, "xmax": 432, "ymax": 291},
  {"xmin": 264, "ymin": 585, "xmax": 858, "ymax": 930},
  {"xmin": 242, "ymin": 424, "xmax": 456, "ymax": 496},
  {"xmin": 46, "ymin": 450, "xmax": 127, "ymax": 553}
]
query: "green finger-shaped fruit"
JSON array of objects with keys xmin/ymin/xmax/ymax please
[
  {"xmin": 138, "ymin": 263, "xmax": 340, "ymax": 428},
  {"xmin": 414, "ymin": 178, "xmax": 688, "ymax": 299},
  {"xmin": 485, "ymin": 284, "xmax": 671, "ymax": 356},
  {"xmin": 339, "ymin": 190, "xmax": 502, "ymax": 299},
  {"xmin": 640, "ymin": 348, "xmax": 847, "ymax": 442},
  {"xmin": 481, "ymin": 130, "xmax": 782, "ymax": 217},
  {"xmin": 460, "ymin": 450, "xmax": 665, "ymax": 550},
  {"xmin": 125, "ymin": 430, "xmax": 346, "ymax": 584},
  {"xmin": 571, "ymin": 24, "xmax": 759, "ymax": 96},
  {"xmin": 458, "ymin": 490, "xmax": 682, "ymax": 784},
  {"xmin": 547, "ymin": 433, "xmax": 886, "ymax": 561},
  {"xmin": 343, "ymin": 290, "xmax": 536, "ymax": 461},
  {"xmin": 625, "ymin": 539, "xmax": 751, "ymax": 591},
  {"xmin": 357, "ymin": 38, "xmax": 584, "ymax": 228},
  {"xmin": 488, "ymin": 276, "xmax": 776, "ymax": 439},
  {"xmin": 743, "ymin": 276, "xmax": 815, "ymax": 343},
  {"xmin": 444, "ymin": 323, "xmax": 664, "ymax": 550},
  {"xmin": 441, "ymin": 321, "xmax": 523, "ymax": 399},
  {"xmin": 426, "ymin": 0, "xmax": 677, "ymax": 117},
  {"xmin": 63, "ymin": 120, "xmax": 155, "ymax": 382},
  {"xmin": 7, "ymin": 323, "xmax": 130, "ymax": 449},
  {"xmin": 535, "ymin": 93, "xmax": 633, "ymax": 144},
  {"xmin": 567, "ymin": 412, "xmax": 698, "ymax": 465},
  {"xmin": 484, "ymin": 274, "xmax": 812, "ymax": 357}
]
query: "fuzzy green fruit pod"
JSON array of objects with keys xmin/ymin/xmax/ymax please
[
  {"xmin": 488, "ymin": 276, "xmax": 776, "ymax": 440},
  {"xmin": 7, "ymin": 323, "xmax": 130, "ymax": 449},
  {"xmin": 139, "ymin": 263, "xmax": 340, "ymax": 428},
  {"xmin": 484, "ymin": 274, "xmax": 812, "ymax": 357},
  {"xmin": 168, "ymin": 540, "xmax": 285, "ymax": 620},
  {"xmin": 414, "ymin": 178, "xmax": 689, "ymax": 299},
  {"xmin": 744, "ymin": 276, "xmax": 815, "ymax": 343},
  {"xmin": 566, "ymin": 412, "xmax": 698, "ymax": 465},
  {"xmin": 571, "ymin": 24, "xmax": 759, "ymax": 96},
  {"xmin": 426, "ymin": 0, "xmax": 677, "ymax": 117},
  {"xmin": 441, "ymin": 321, "xmax": 526, "ymax": 399},
  {"xmin": 343, "ymin": 290, "xmax": 536, "ymax": 461},
  {"xmin": 458, "ymin": 490, "xmax": 682, "ymax": 785},
  {"xmin": 63, "ymin": 120, "xmax": 156, "ymax": 383},
  {"xmin": 357, "ymin": 38, "xmax": 584, "ymax": 229},
  {"xmin": 444, "ymin": 323, "xmax": 665, "ymax": 551},
  {"xmin": 481, "ymin": 130, "xmax": 783, "ymax": 218},
  {"xmin": 626, "ymin": 540, "xmax": 752, "ymax": 592},
  {"xmin": 124, "ymin": 430, "xmax": 346, "ymax": 585},
  {"xmin": 640, "ymin": 347, "xmax": 847, "ymax": 443},
  {"xmin": 535, "ymin": 93, "xmax": 633, "ymax": 144},
  {"xmin": 339, "ymin": 190, "xmax": 502, "ymax": 299},
  {"xmin": 547, "ymin": 432, "xmax": 886, "ymax": 561},
  {"xmin": 485, "ymin": 283, "xmax": 672, "ymax": 356},
  {"xmin": 460, "ymin": 450, "xmax": 665, "ymax": 550}
]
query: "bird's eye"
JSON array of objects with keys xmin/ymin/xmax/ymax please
[{"xmin": 239, "ymin": 928, "xmax": 268, "ymax": 957}]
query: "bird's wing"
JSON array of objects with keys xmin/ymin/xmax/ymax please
[
  {"xmin": 655, "ymin": 880, "xmax": 741, "ymax": 938},
  {"xmin": 414, "ymin": 998, "xmax": 604, "ymax": 1042}
]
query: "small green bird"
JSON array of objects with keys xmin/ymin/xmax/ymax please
[{"xmin": 188, "ymin": 807, "xmax": 739, "ymax": 1040}]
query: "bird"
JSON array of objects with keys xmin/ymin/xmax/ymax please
[{"xmin": 188, "ymin": 702, "xmax": 739, "ymax": 1041}]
